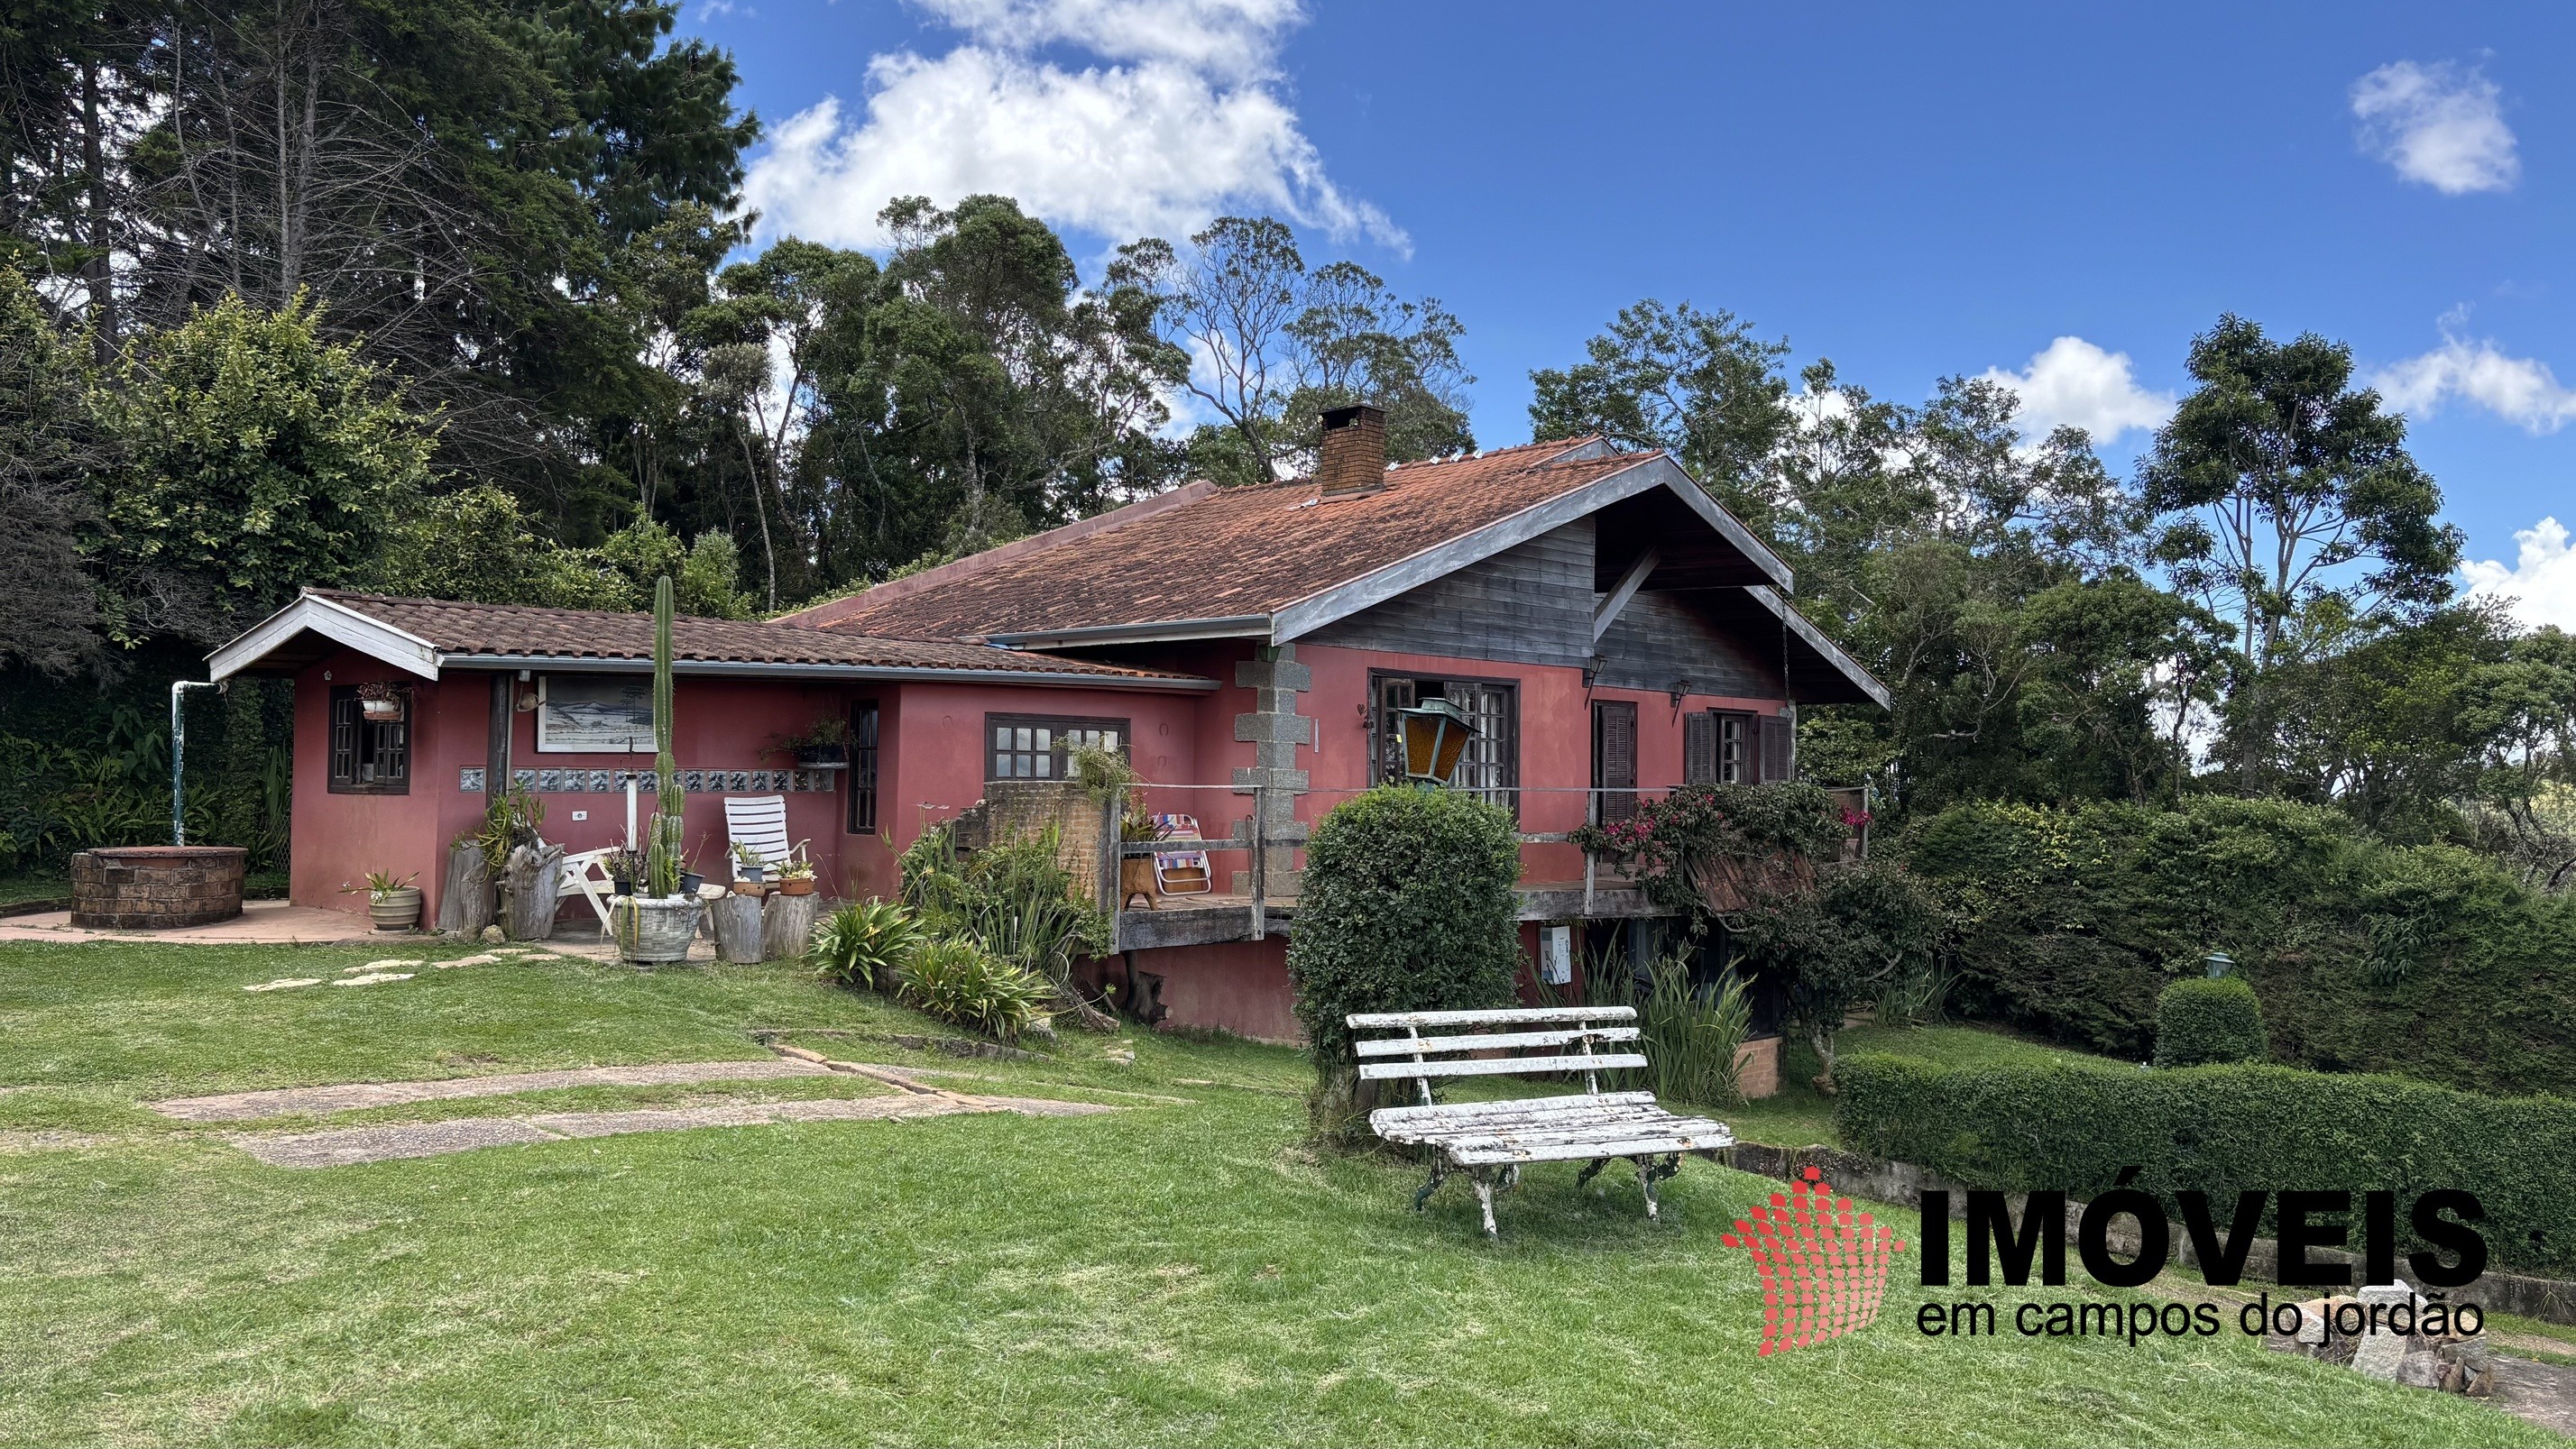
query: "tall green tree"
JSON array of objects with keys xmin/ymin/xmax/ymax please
[
  {"xmin": 1527, "ymin": 298, "xmax": 1792, "ymax": 511},
  {"xmin": 0, "ymin": 267, "xmax": 113, "ymax": 674}
]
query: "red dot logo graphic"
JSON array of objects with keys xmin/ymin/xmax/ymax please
[{"xmin": 1720, "ymin": 1166, "xmax": 1907, "ymax": 1356}]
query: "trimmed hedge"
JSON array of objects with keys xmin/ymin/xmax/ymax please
[
  {"xmin": 2154, "ymin": 977, "xmax": 2267, "ymax": 1068},
  {"xmin": 1837, "ymin": 1051, "xmax": 2576, "ymax": 1274},
  {"xmin": 1903, "ymin": 797, "xmax": 2576, "ymax": 1097}
]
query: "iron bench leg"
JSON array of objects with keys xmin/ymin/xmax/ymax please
[
  {"xmin": 1469, "ymin": 1167, "xmax": 1502, "ymax": 1237},
  {"xmin": 1631, "ymin": 1153, "xmax": 1682, "ymax": 1221},
  {"xmin": 1575, "ymin": 1157, "xmax": 1611, "ymax": 1191},
  {"xmin": 1412, "ymin": 1160, "xmax": 1450, "ymax": 1212}
]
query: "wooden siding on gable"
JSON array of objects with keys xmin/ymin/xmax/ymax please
[
  {"xmin": 1303, "ymin": 518, "xmax": 1594, "ymax": 666},
  {"xmin": 1593, "ymin": 590, "xmax": 1784, "ymax": 698}
]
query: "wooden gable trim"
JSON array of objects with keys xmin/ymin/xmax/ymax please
[
  {"xmin": 207, "ymin": 592, "xmax": 441, "ymax": 683},
  {"xmin": 1743, "ymin": 585, "xmax": 1892, "ymax": 709},
  {"xmin": 1590, "ymin": 546, "xmax": 1661, "ymax": 644}
]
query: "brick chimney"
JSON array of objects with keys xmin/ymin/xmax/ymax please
[{"xmin": 1315, "ymin": 404, "xmax": 1387, "ymax": 497}]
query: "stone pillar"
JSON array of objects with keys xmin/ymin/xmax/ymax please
[{"xmin": 1230, "ymin": 645, "xmax": 1311, "ymax": 899}]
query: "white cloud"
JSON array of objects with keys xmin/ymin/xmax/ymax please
[
  {"xmin": 2462, "ymin": 517, "xmax": 2576, "ymax": 631},
  {"xmin": 2375, "ymin": 311, "xmax": 2576, "ymax": 434},
  {"xmin": 2351, "ymin": 60, "xmax": 2519, "ymax": 195},
  {"xmin": 1977, "ymin": 336, "xmax": 2175, "ymax": 443},
  {"xmin": 741, "ymin": 0, "xmax": 1398, "ymax": 252}
]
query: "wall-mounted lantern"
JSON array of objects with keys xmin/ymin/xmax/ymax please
[
  {"xmin": 1395, "ymin": 697, "xmax": 1477, "ymax": 787},
  {"xmin": 2203, "ymin": 950, "xmax": 2235, "ymax": 979}
]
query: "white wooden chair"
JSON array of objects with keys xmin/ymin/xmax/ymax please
[
  {"xmin": 722, "ymin": 794, "xmax": 807, "ymax": 880},
  {"xmin": 1349, "ymin": 1005, "xmax": 1734, "ymax": 1236},
  {"xmin": 559, "ymin": 848, "xmax": 620, "ymax": 935}
]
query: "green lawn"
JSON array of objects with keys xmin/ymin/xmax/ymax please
[{"xmin": 0, "ymin": 941, "xmax": 2553, "ymax": 1448}]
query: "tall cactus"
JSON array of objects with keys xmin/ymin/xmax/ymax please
[{"xmin": 645, "ymin": 574, "xmax": 684, "ymax": 897}]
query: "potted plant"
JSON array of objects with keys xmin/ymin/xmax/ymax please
[
  {"xmin": 614, "ymin": 576, "xmax": 704, "ymax": 966},
  {"xmin": 766, "ymin": 714, "xmax": 853, "ymax": 769},
  {"xmin": 1118, "ymin": 806, "xmax": 1160, "ymax": 911},
  {"xmin": 343, "ymin": 870, "xmax": 422, "ymax": 931},
  {"xmin": 731, "ymin": 840, "xmax": 768, "ymax": 885},
  {"xmin": 356, "ymin": 680, "xmax": 406, "ymax": 722},
  {"xmin": 776, "ymin": 857, "xmax": 816, "ymax": 896}
]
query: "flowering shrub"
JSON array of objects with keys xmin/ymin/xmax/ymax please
[{"xmin": 1569, "ymin": 781, "xmax": 1851, "ymax": 918}]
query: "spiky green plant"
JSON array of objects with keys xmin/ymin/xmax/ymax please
[
  {"xmin": 896, "ymin": 938, "xmax": 1052, "ymax": 1042},
  {"xmin": 645, "ymin": 574, "xmax": 684, "ymax": 899},
  {"xmin": 811, "ymin": 900, "xmax": 929, "ymax": 989}
]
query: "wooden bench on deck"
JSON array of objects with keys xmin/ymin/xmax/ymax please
[{"xmin": 1349, "ymin": 1006, "xmax": 1734, "ymax": 1237}]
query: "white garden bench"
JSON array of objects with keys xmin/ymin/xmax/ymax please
[{"xmin": 1349, "ymin": 1005, "xmax": 1734, "ymax": 1237}]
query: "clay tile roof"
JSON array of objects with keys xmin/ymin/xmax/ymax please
[
  {"xmin": 783, "ymin": 437, "xmax": 1653, "ymax": 641},
  {"xmin": 302, "ymin": 590, "xmax": 1210, "ymax": 683}
]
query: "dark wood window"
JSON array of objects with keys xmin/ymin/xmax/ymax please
[
  {"xmin": 1679, "ymin": 710, "xmax": 1762, "ymax": 787},
  {"xmin": 846, "ymin": 702, "xmax": 880, "ymax": 834},
  {"xmin": 327, "ymin": 685, "xmax": 410, "ymax": 794},
  {"xmin": 986, "ymin": 712, "xmax": 1128, "ymax": 782},
  {"xmin": 1593, "ymin": 700, "xmax": 1637, "ymax": 823},
  {"xmin": 1371, "ymin": 673, "xmax": 1518, "ymax": 808}
]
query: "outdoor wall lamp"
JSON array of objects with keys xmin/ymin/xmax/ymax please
[
  {"xmin": 2203, "ymin": 950, "xmax": 2235, "ymax": 978},
  {"xmin": 1395, "ymin": 697, "xmax": 1477, "ymax": 786}
]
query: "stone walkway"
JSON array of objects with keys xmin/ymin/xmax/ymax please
[
  {"xmin": 230, "ymin": 1092, "xmax": 1114, "ymax": 1168},
  {"xmin": 148, "ymin": 1059, "xmax": 836, "ymax": 1121}
]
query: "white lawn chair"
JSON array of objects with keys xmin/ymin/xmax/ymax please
[
  {"xmin": 1150, "ymin": 813, "xmax": 1212, "ymax": 897},
  {"xmin": 722, "ymin": 794, "xmax": 807, "ymax": 880}
]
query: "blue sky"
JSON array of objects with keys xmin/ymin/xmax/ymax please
[{"xmin": 689, "ymin": 0, "xmax": 2575, "ymax": 625}]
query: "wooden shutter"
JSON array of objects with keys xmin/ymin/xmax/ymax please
[
  {"xmin": 1594, "ymin": 701, "xmax": 1637, "ymax": 822},
  {"xmin": 1758, "ymin": 713, "xmax": 1794, "ymax": 783},
  {"xmin": 1684, "ymin": 711, "xmax": 1716, "ymax": 784},
  {"xmin": 327, "ymin": 690, "xmax": 357, "ymax": 788}
]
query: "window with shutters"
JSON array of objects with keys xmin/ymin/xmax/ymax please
[
  {"xmin": 327, "ymin": 685, "xmax": 410, "ymax": 794},
  {"xmin": 1593, "ymin": 700, "xmax": 1638, "ymax": 823},
  {"xmin": 1684, "ymin": 711, "xmax": 1772, "ymax": 784},
  {"xmin": 985, "ymin": 713, "xmax": 1127, "ymax": 782},
  {"xmin": 1368, "ymin": 673, "xmax": 1518, "ymax": 809},
  {"xmin": 846, "ymin": 702, "xmax": 880, "ymax": 834}
]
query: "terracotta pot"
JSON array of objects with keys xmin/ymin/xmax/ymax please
[
  {"xmin": 615, "ymin": 894, "xmax": 700, "ymax": 964},
  {"xmin": 732, "ymin": 880, "xmax": 768, "ymax": 896},
  {"xmin": 369, "ymin": 887, "xmax": 422, "ymax": 931},
  {"xmin": 777, "ymin": 876, "xmax": 814, "ymax": 895}
]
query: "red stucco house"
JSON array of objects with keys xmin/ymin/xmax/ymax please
[{"xmin": 209, "ymin": 408, "xmax": 1886, "ymax": 1059}]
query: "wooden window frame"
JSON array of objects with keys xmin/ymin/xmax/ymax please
[
  {"xmin": 846, "ymin": 701, "xmax": 881, "ymax": 834},
  {"xmin": 984, "ymin": 711, "xmax": 1130, "ymax": 783},
  {"xmin": 326, "ymin": 684, "xmax": 412, "ymax": 795},
  {"xmin": 1367, "ymin": 670, "xmax": 1520, "ymax": 812},
  {"xmin": 1592, "ymin": 699, "xmax": 1638, "ymax": 824}
]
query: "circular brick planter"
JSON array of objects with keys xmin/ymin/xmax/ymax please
[{"xmin": 69, "ymin": 846, "xmax": 248, "ymax": 929}]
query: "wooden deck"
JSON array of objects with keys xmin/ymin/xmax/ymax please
[{"xmin": 1113, "ymin": 880, "xmax": 1662, "ymax": 951}]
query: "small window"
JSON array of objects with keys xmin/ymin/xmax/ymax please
[
  {"xmin": 1370, "ymin": 673, "xmax": 1518, "ymax": 809},
  {"xmin": 1684, "ymin": 711, "xmax": 1757, "ymax": 784},
  {"xmin": 1716, "ymin": 711, "xmax": 1753, "ymax": 784},
  {"xmin": 986, "ymin": 712, "xmax": 1128, "ymax": 782},
  {"xmin": 847, "ymin": 702, "xmax": 880, "ymax": 834},
  {"xmin": 327, "ymin": 685, "xmax": 411, "ymax": 794}
]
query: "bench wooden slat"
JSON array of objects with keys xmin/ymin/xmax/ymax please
[
  {"xmin": 1410, "ymin": 1117, "xmax": 1732, "ymax": 1151},
  {"xmin": 1352, "ymin": 1027, "xmax": 1642, "ymax": 1058},
  {"xmin": 1356, "ymin": 1052, "xmax": 1648, "ymax": 1081},
  {"xmin": 1371, "ymin": 1105, "xmax": 1702, "ymax": 1142},
  {"xmin": 1368, "ymin": 1091, "xmax": 1659, "ymax": 1126},
  {"xmin": 1344, "ymin": 1006, "xmax": 1638, "ymax": 1028},
  {"xmin": 1449, "ymin": 1132, "xmax": 1733, "ymax": 1165}
]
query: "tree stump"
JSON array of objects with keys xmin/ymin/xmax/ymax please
[
  {"xmin": 437, "ymin": 841, "xmax": 493, "ymax": 935},
  {"xmin": 761, "ymin": 890, "xmax": 819, "ymax": 962},
  {"xmin": 499, "ymin": 843, "xmax": 566, "ymax": 941},
  {"xmin": 712, "ymin": 892, "xmax": 767, "ymax": 963}
]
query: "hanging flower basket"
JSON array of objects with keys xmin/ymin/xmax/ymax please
[{"xmin": 356, "ymin": 682, "xmax": 406, "ymax": 721}]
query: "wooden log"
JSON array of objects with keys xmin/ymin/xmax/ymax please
[
  {"xmin": 760, "ymin": 889, "xmax": 818, "ymax": 962},
  {"xmin": 499, "ymin": 842, "xmax": 566, "ymax": 941},
  {"xmin": 437, "ymin": 841, "xmax": 493, "ymax": 935},
  {"xmin": 712, "ymin": 892, "xmax": 766, "ymax": 963}
]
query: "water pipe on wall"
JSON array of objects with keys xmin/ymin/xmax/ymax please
[{"xmin": 170, "ymin": 679, "xmax": 225, "ymax": 845}]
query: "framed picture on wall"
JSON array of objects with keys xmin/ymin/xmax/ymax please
[{"xmin": 535, "ymin": 674, "xmax": 656, "ymax": 754}]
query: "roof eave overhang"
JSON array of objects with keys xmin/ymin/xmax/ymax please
[
  {"xmin": 980, "ymin": 616, "xmax": 1272, "ymax": 650},
  {"xmin": 1745, "ymin": 585, "xmax": 1892, "ymax": 710},
  {"xmin": 433, "ymin": 653, "xmax": 1219, "ymax": 692},
  {"xmin": 1267, "ymin": 452, "xmax": 1793, "ymax": 645},
  {"xmin": 207, "ymin": 592, "xmax": 440, "ymax": 683}
]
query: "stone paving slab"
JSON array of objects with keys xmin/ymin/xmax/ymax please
[
  {"xmin": 149, "ymin": 1059, "xmax": 834, "ymax": 1122},
  {"xmin": 232, "ymin": 1092, "xmax": 1115, "ymax": 1167}
]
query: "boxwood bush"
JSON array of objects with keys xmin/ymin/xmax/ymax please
[
  {"xmin": 2153, "ymin": 977, "xmax": 2268, "ymax": 1068},
  {"xmin": 1288, "ymin": 784, "xmax": 1523, "ymax": 1081},
  {"xmin": 1836, "ymin": 1051, "xmax": 2576, "ymax": 1274}
]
